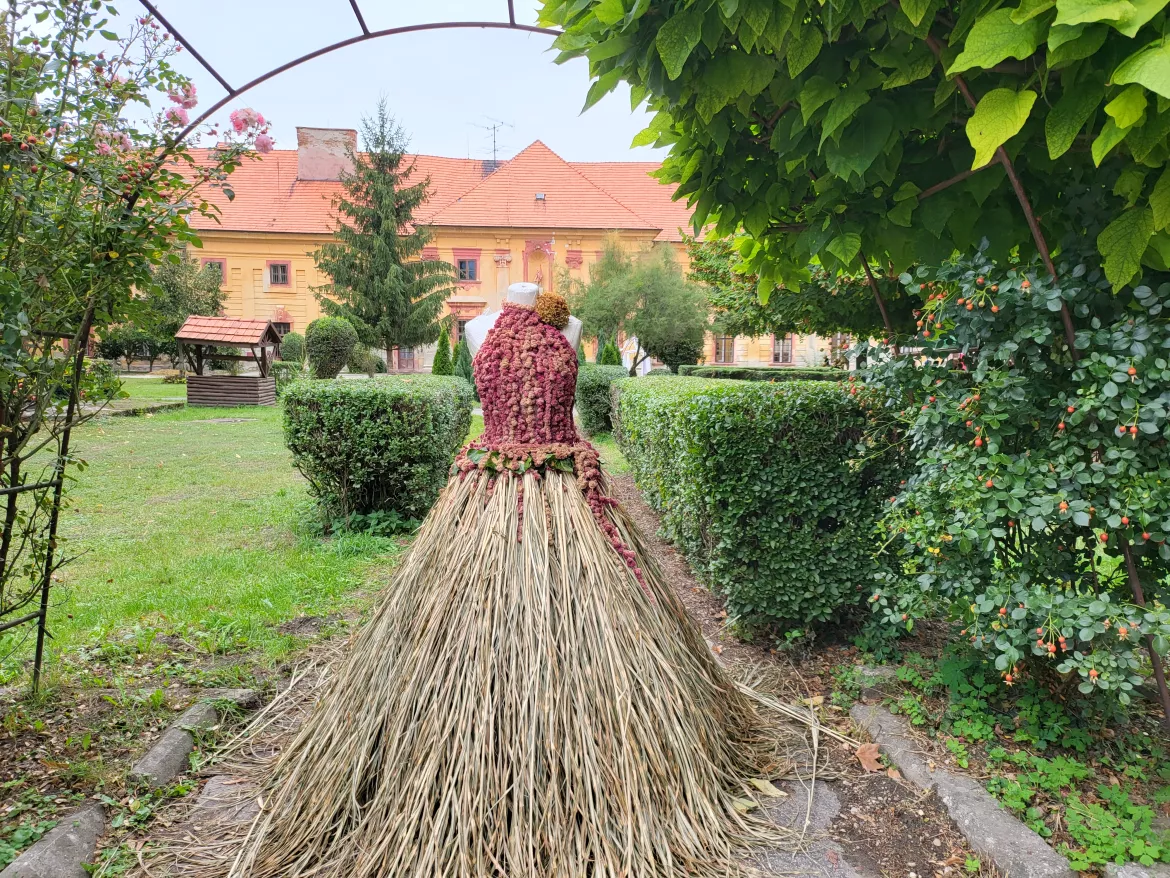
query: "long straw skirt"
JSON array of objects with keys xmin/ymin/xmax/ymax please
[{"xmin": 223, "ymin": 468, "xmax": 786, "ymax": 878}]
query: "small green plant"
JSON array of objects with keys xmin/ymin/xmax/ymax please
[
  {"xmin": 945, "ymin": 738, "xmax": 971, "ymax": 769},
  {"xmin": 890, "ymin": 693, "xmax": 930, "ymax": 727},
  {"xmin": 1064, "ymin": 785, "xmax": 1170, "ymax": 869},
  {"xmin": 829, "ymin": 664, "xmax": 864, "ymax": 711}
]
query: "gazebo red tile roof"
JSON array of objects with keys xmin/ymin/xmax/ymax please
[{"xmin": 175, "ymin": 315, "xmax": 282, "ymax": 346}]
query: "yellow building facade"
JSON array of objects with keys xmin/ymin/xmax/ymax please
[{"xmin": 191, "ymin": 128, "xmax": 828, "ymax": 371}]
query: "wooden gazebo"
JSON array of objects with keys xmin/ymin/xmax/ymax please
[{"xmin": 175, "ymin": 316, "xmax": 282, "ymax": 406}]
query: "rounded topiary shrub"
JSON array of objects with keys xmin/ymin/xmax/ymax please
[
  {"xmin": 283, "ymin": 375, "xmax": 475, "ymax": 525},
  {"xmin": 280, "ymin": 331, "xmax": 305, "ymax": 364},
  {"xmin": 575, "ymin": 364, "xmax": 628, "ymax": 436},
  {"xmin": 305, "ymin": 317, "xmax": 358, "ymax": 379}
]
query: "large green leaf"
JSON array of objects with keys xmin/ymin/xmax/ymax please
[
  {"xmin": 787, "ymin": 24, "xmax": 823, "ymax": 77},
  {"xmin": 1105, "ymin": 84, "xmax": 1148, "ymax": 128},
  {"xmin": 799, "ymin": 76, "xmax": 839, "ymax": 123},
  {"xmin": 1097, "ymin": 206, "xmax": 1154, "ymax": 288},
  {"xmin": 825, "ymin": 232, "xmax": 862, "ymax": 265},
  {"xmin": 1013, "ymin": 0, "xmax": 1056, "ymax": 20},
  {"xmin": 1046, "ymin": 23, "xmax": 1108, "ymax": 65},
  {"xmin": 656, "ymin": 5, "xmax": 704, "ymax": 80},
  {"xmin": 966, "ymin": 88, "xmax": 1038, "ymax": 169},
  {"xmin": 1112, "ymin": 0, "xmax": 1169, "ymax": 36},
  {"xmin": 1150, "ymin": 167, "xmax": 1170, "ymax": 230},
  {"xmin": 901, "ymin": 0, "xmax": 934, "ymax": 25},
  {"xmin": 1113, "ymin": 40, "xmax": 1170, "ymax": 98},
  {"xmin": 1054, "ymin": 0, "xmax": 1136, "ymax": 27},
  {"xmin": 820, "ymin": 87, "xmax": 871, "ymax": 148},
  {"xmin": 949, "ymin": 9, "xmax": 1047, "ymax": 74},
  {"xmin": 1045, "ymin": 82, "xmax": 1102, "ymax": 158},
  {"xmin": 824, "ymin": 106, "xmax": 894, "ymax": 180},
  {"xmin": 1091, "ymin": 117, "xmax": 1131, "ymax": 164}
]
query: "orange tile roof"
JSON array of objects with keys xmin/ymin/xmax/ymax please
[
  {"xmin": 175, "ymin": 315, "xmax": 281, "ymax": 346},
  {"xmin": 574, "ymin": 162, "xmax": 695, "ymax": 242},
  {"xmin": 187, "ymin": 141, "xmax": 691, "ymax": 241}
]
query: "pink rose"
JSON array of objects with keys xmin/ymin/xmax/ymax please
[
  {"xmin": 164, "ymin": 106, "xmax": 188, "ymax": 126},
  {"xmin": 254, "ymin": 133, "xmax": 274, "ymax": 154},
  {"xmin": 168, "ymin": 82, "xmax": 198, "ymax": 109}
]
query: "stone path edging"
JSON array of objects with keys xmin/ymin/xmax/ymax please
[
  {"xmin": 0, "ymin": 689, "xmax": 259, "ymax": 877},
  {"xmin": 0, "ymin": 804, "xmax": 105, "ymax": 878},
  {"xmin": 850, "ymin": 703, "xmax": 1076, "ymax": 878}
]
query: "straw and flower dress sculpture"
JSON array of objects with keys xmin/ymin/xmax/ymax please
[{"xmin": 226, "ymin": 291, "xmax": 784, "ymax": 878}]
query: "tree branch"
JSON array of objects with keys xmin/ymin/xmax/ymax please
[
  {"xmin": 919, "ymin": 166, "xmax": 982, "ymax": 200},
  {"xmin": 859, "ymin": 248, "xmax": 899, "ymax": 354}
]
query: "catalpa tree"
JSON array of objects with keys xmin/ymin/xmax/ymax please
[
  {"xmin": 543, "ymin": 0, "xmax": 1170, "ymax": 719},
  {"xmin": 544, "ymin": 0, "xmax": 1170, "ymax": 309}
]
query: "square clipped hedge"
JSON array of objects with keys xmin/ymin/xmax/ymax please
[
  {"xmin": 613, "ymin": 376, "xmax": 899, "ymax": 630},
  {"xmin": 677, "ymin": 364, "xmax": 847, "ymax": 382},
  {"xmin": 283, "ymin": 375, "xmax": 474, "ymax": 523},
  {"xmin": 575, "ymin": 364, "xmax": 628, "ymax": 435}
]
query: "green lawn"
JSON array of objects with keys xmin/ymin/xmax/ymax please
[
  {"xmin": 1, "ymin": 404, "xmax": 403, "ymax": 679},
  {"xmin": 589, "ymin": 432, "xmax": 629, "ymax": 475},
  {"xmin": 115, "ymin": 375, "xmax": 187, "ymax": 402}
]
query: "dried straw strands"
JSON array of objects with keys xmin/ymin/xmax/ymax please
[{"xmin": 177, "ymin": 469, "xmax": 816, "ymax": 878}]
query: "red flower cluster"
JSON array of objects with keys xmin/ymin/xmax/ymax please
[{"xmin": 473, "ymin": 303, "xmax": 579, "ymax": 445}]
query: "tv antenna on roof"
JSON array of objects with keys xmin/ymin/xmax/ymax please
[{"xmin": 473, "ymin": 117, "xmax": 514, "ymax": 163}]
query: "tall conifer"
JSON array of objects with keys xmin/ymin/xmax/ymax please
[{"xmin": 313, "ymin": 100, "xmax": 454, "ymax": 362}]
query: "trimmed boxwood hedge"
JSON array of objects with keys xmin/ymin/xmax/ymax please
[
  {"xmin": 677, "ymin": 364, "xmax": 847, "ymax": 382},
  {"xmin": 283, "ymin": 375, "xmax": 474, "ymax": 524},
  {"xmin": 613, "ymin": 376, "xmax": 900, "ymax": 630},
  {"xmin": 575, "ymin": 364, "xmax": 628, "ymax": 435}
]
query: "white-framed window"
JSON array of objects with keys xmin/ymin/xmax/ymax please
[
  {"xmin": 773, "ymin": 335, "xmax": 794, "ymax": 364},
  {"xmin": 714, "ymin": 335, "xmax": 735, "ymax": 364}
]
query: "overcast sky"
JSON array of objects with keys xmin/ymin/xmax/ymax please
[{"xmin": 135, "ymin": 0, "xmax": 662, "ymax": 162}]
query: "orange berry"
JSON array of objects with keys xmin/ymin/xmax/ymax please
[
  {"xmin": 1121, "ymin": 516, "xmax": 1129, "ymax": 525},
  {"xmin": 1128, "ymin": 366, "xmax": 1137, "ymax": 376}
]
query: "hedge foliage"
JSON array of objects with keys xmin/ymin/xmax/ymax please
[
  {"xmin": 677, "ymin": 364, "xmax": 846, "ymax": 382},
  {"xmin": 283, "ymin": 375, "xmax": 474, "ymax": 524},
  {"xmin": 613, "ymin": 376, "xmax": 901, "ymax": 629},
  {"xmin": 575, "ymin": 364, "xmax": 628, "ymax": 436},
  {"xmin": 305, "ymin": 316, "xmax": 358, "ymax": 379},
  {"xmin": 279, "ymin": 331, "xmax": 305, "ymax": 364}
]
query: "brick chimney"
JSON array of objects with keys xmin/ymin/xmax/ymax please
[{"xmin": 296, "ymin": 127, "xmax": 356, "ymax": 181}]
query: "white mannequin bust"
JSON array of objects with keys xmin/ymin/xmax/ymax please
[{"xmin": 465, "ymin": 282, "xmax": 583, "ymax": 357}]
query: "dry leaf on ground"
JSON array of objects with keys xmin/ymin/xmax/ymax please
[{"xmin": 855, "ymin": 742, "xmax": 883, "ymax": 772}]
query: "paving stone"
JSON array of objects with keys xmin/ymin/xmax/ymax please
[
  {"xmin": 128, "ymin": 702, "xmax": 218, "ymax": 789},
  {"xmin": 1105, "ymin": 865, "xmax": 1170, "ymax": 878},
  {"xmin": 851, "ymin": 704, "xmax": 1075, "ymax": 878},
  {"xmin": 190, "ymin": 775, "xmax": 260, "ymax": 827},
  {"xmin": 200, "ymin": 688, "xmax": 261, "ymax": 709},
  {"xmin": 0, "ymin": 803, "xmax": 105, "ymax": 878},
  {"xmin": 751, "ymin": 780, "xmax": 873, "ymax": 877}
]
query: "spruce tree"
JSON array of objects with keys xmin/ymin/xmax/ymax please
[
  {"xmin": 576, "ymin": 340, "xmax": 585, "ymax": 365},
  {"xmin": 432, "ymin": 330, "xmax": 453, "ymax": 375},
  {"xmin": 313, "ymin": 100, "xmax": 454, "ymax": 362},
  {"xmin": 454, "ymin": 338, "xmax": 474, "ymax": 389}
]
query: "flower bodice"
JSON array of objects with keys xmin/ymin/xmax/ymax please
[{"xmin": 473, "ymin": 303, "xmax": 580, "ymax": 446}]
